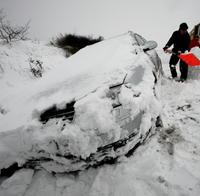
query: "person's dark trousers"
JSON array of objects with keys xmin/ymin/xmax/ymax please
[
  {"xmin": 179, "ymin": 60, "xmax": 188, "ymax": 80},
  {"xmin": 169, "ymin": 54, "xmax": 179, "ymax": 78}
]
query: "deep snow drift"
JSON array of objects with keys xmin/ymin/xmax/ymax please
[
  {"xmin": 0, "ymin": 32, "xmax": 161, "ymax": 174},
  {"xmin": 0, "ymin": 35, "xmax": 200, "ymax": 196}
]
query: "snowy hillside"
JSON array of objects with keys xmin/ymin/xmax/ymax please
[{"xmin": 0, "ymin": 40, "xmax": 66, "ymax": 86}]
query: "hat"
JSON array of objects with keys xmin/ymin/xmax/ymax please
[{"xmin": 179, "ymin": 23, "xmax": 188, "ymax": 30}]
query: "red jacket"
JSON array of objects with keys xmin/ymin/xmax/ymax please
[{"xmin": 189, "ymin": 38, "xmax": 200, "ymax": 50}]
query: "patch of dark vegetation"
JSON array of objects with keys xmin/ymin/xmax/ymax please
[
  {"xmin": 50, "ymin": 33, "xmax": 104, "ymax": 56},
  {"xmin": 29, "ymin": 58, "xmax": 43, "ymax": 78}
]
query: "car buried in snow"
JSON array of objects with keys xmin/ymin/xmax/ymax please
[{"xmin": 0, "ymin": 31, "xmax": 163, "ymax": 173}]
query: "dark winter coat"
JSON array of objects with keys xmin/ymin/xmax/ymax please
[{"xmin": 165, "ymin": 30, "xmax": 190, "ymax": 53}]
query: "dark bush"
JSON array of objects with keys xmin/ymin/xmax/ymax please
[{"xmin": 50, "ymin": 33, "xmax": 104, "ymax": 56}]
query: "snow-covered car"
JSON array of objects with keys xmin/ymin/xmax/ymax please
[{"xmin": 0, "ymin": 31, "xmax": 162, "ymax": 174}]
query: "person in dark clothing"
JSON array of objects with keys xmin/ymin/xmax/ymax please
[{"xmin": 163, "ymin": 23, "xmax": 190, "ymax": 81}]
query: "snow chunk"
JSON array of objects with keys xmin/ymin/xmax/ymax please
[{"xmin": 23, "ymin": 170, "xmax": 56, "ymax": 196}]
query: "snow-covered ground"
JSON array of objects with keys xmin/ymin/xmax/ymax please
[{"xmin": 0, "ymin": 36, "xmax": 200, "ymax": 196}]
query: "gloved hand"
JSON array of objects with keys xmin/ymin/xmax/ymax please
[
  {"xmin": 163, "ymin": 46, "xmax": 168, "ymax": 52},
  {"xmin": 174, "ymin": 51, "xmax": 182, "ymax": 55}
]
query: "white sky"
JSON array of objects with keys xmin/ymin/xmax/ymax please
[{"xmin": 0, "ymin": 0, "xmax": 199, "ymax": 48}]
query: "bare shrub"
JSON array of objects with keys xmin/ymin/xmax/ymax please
[
  {"xmin": 29, "ymin": 57, "xmax": 43, "ymax": 78},
  {"xmin": 0, "ymin": 9, "xmax": 30, "ymax": 44}
]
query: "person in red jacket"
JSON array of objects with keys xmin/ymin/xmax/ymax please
[
  {"xmin": 163, "ymin": 23, "xmax": 190, "ymax": 81},
  {"xmin": 189, "ymin": 36, "xmax": 200, "ymax": 50}
]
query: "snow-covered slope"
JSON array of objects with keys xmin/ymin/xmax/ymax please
[
  {"xmin": 0, "ymin": 40, "xmax": 66, "ymax": 86},
  {"xmin": 0, "ymin": 40, "xmax": 68, "ymax": 120}
]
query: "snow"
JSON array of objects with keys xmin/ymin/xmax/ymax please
[
  {"xmin": 0, "ymin": 33, "xmax": 139, "ymax": 130},
  {"xmin": 0, "ymin": 33, "xmax": 200, "ymax": 195},
  {"xmin": 0, "ymin": 40, "xmax": 66, "ymax": 85},
  {"xmin": 0, "ymin": 32, "xmax": 161, "ymax": 173},
  {"xmin": 0, "ymin": 169, "xmax": 34, "ymax": 196}
]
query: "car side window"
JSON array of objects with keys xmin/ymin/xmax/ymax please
[{"xmin": 134, "ymin": 34, "xmax": 146, "ymax": 46}]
